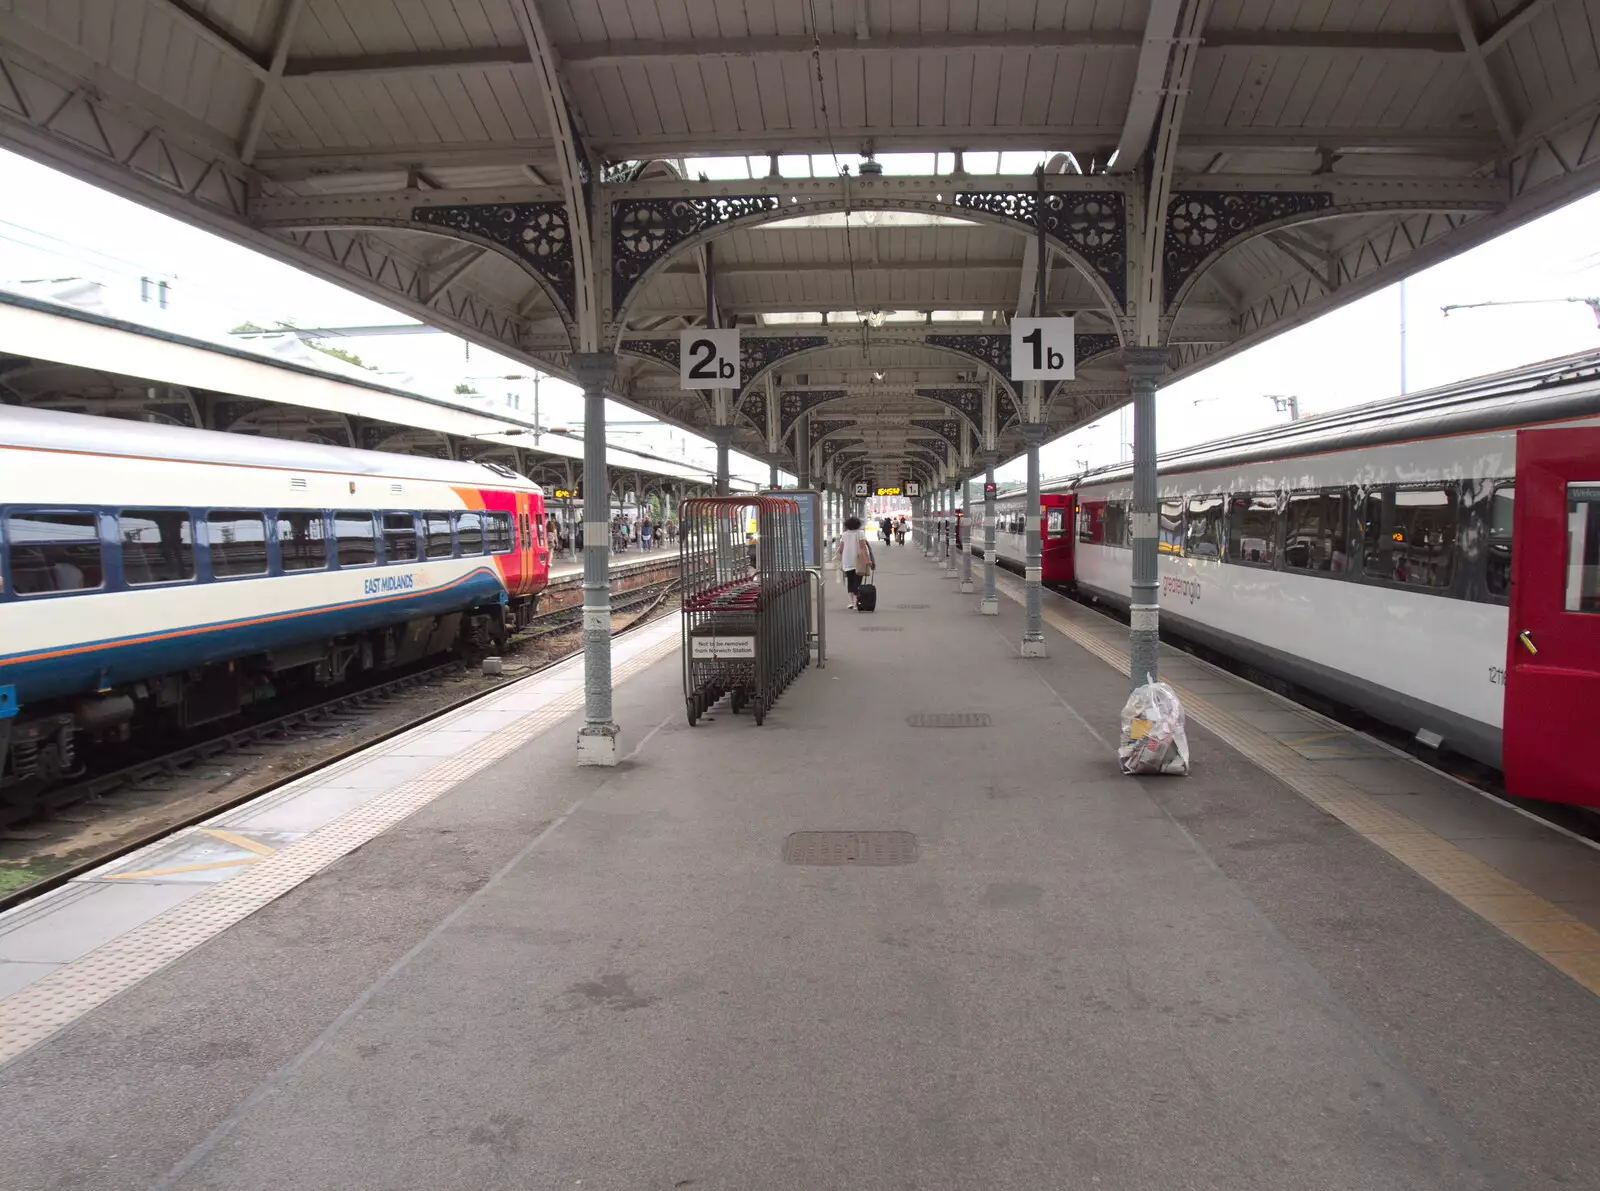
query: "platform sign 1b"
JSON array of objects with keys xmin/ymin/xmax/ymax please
[
  {"xmin": 679, "ymin": 328, "xmax": 741, "ymax": 388},
  {"xmin": 905, "ymin": 481, "xmax": 920, "ymax": 497},
  {"xmin": 1009, "ymin": 316, "xmax": 1075, "ymax": 381}
]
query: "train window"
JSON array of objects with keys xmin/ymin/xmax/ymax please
[
  {"xmin": 119, "ymin": 510, "xmax": 194, "ymax": 585},
  {"xmin": 1486, "ymin": 484, "xmax": 1514, "ymax": 598},
  {"xmin": 486, "ymin": 512, "xmax": 513, "ymax": 554},
  {"xmin": 1184, "ymin": 496, "xmax": 1224, "ymax": 559},
  {"xmin": 1046, "ymin": 507, "xmax": 1066, "ymax": 538},
  {"xmin": 1078, "ymin": 501, "xmax": 1106, "ymax": 544},
  {"xmin": 383, "ymin": 513, "xmax": 418, "ymax": 562},
  {"xmin": 424, "ymin": 513, "xmax": 453, "ymax": 559},
  {"xmin": 1361, "ymin": 486, "xmax": 1456, "ymax": 589},
  {"xmin": 1159, "ymin": 499, "xmax": 1185, "ymax": 555},
  {"xmin": 1104, "ymin": 502, "xmax": 1130, "ymax": 548},
  {"xmin": 1565, "ymin": 484, "xmax": 1600, "ymax": 613},
  {"xmin": 1283, "ymin": 490, "xmax": 1349, "ymax": 574},
  {"xmin": 456, "ymin": 511, "xmax": 485, "ymax": 554},
  {"xmin": 1226, "ymin": 494, "xmax": 1277, "ymax": 567},
  {"xmin": 333, "ymin": 512, "xmax": 377, "ymax": 567},
  {"xmin": 6, "ymin": 510, "xmax": 103, "ymax": 594},
  {"xmin": 206, "ymin": 511, "xmax": 268, "ymax": 577},
  {"xmin": 277, "ymin": 511, "xmax": 327, "ymax": 572}
]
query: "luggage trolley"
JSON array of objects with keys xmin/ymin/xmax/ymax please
[{"xmin": 679, "ymin": 495, "xmax": 810, "ymax": 726}]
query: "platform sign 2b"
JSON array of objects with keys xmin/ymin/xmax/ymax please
[
  {"xmin": 680, "ymin": 328, "xmax": 741, "ymax": 388},
  {"xmin": 1009, "ymin": 316, "xmax": 1075, "ymax": 381}
]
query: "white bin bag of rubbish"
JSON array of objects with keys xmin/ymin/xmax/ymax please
[{"xmin": 1118, "ymin": 678, "xmax": 1190, "ymax": 776}]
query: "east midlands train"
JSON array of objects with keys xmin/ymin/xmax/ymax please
[
  {"xmin": 968, "ymin": 349, "xmax": 1600, "ymax": 808},
  {"xmin": 0, "ymin": 408, "xmax": 551, "ymax": 789}
]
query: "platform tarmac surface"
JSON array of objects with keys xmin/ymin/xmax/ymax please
[{"xmin": 1, "ymin": 549, "xmax": 1597, "ymax": 1190}]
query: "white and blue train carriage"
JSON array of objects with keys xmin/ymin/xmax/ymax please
[{"xmin": 0, "ymin": 408, "xmax": 551, "ymax": 790}]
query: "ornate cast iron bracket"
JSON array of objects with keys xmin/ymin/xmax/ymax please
[
  {"xmin": 911, "ymin": 419, "xmax": 963, "ymax": 451},
  {"xmin": 779, "ymin": 389, "xmax": 849, "ymax": 441},
  {"xmin": 1163, "ymin": 190, "xmax": 1334, "ymax": 308},
  {"xmin": 955, "ymin": 190, "xmax": 1128, "ymax": 309},
  {"xmin": 611, "ymin": 194, "xmax": 784, "ymax": 312},
  {"xmin": 411, "ymin": 202, "xmax": 575, "ymax": 318}
]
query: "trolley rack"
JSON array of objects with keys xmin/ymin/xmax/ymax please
[{"xmin": 679, "ymin": 496, "xmax": 811, "ymax": 726}]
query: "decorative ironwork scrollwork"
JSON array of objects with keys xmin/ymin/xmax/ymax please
[
  {"xmin": 911, "ymin": 419, "xmax": 962, "ymax": 450},
  {"xmin": 611, "ymin": 194, "xmax": 783, "ymax": 310},
  {"xmin": 925, "ymin": 333, "xmax": 1010, "ymax": 378},
  {"xmin": 744, "ymin": 335, "xmax": 828, "ymax": 385},
  {"xmin": 1075, "ymin": 333, "xmax": 1122, "ymax": 366},
  {"xmin": 411, "ymin": 202, "xmax": 575, "ymax": 316},
  {"xmin": 738, "ymin": 388, "xmax": 766, "ymax": 436},
  {"xmin": 915, "ymin": 387, "xmax": 984, "ymax": 428},
  {"xmin": 779, "ymin": 388, "xmax": 848, "ymax": 440},
  {"xmin": 1164, "ymin": 190, "xmax": 1333, "ymax": 307},
  {"xmin": 618, "ymin": 338, "xmax": 680, "ymax": 370},
  {"xmin": 955, "ymin": 190, "xmax": 1128, "ymax": 308},
  {"xmin": 811, "ymin": 418, "xmax": 855, "ymax": 444}
]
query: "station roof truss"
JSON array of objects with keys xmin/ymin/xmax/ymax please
[{"xmin": 4, "ymin": 0, "xmax": 1600, "ymax": 483}]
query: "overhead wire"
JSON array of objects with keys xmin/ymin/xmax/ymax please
[{"xmin": 803, "ymin": 0, "xmax": 866, "ymax": 358}]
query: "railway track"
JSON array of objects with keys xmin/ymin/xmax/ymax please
[{"xmin": 0, "ymin": 579, "xmax": 678, "ymax": 908}]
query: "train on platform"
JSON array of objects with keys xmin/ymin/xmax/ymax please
[
  {"xmin": 0, "ymin": 408, "xmax": 551, "ymax": 790},
  {"xmin": 967, "ymin": 349, "xmax": 1600, "ymax": 808}
]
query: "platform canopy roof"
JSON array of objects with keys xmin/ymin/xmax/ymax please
[{"xmin": 3, "ymin": 0, "xmax": 1599, "ymax": 487}]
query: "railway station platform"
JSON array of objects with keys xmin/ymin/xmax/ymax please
[{"xmin": 1, "ymin": 549, "xmax": 1597, "ymax": 1190}]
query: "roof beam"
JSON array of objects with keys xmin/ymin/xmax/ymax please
[
  {"xmin": 1111, "ymin": 0, "xmax": 1187, "ymax": 173},
  {"xmin": 558, "ymin": 29, "xmax": 1460, "ymax": 67},
  {"xmin": 282, "ymin": 45, "xmax": 533, "ymax": 79},
  {"xmin": 1482, "ymin": 0, "xmax": 1559, "ymax": 56},
  {"xmin": 251, "ymin": 141, "xmax": 556, "ymax": 178},
  {"xmin": 152, "ymin": 0, "xmax": 271, "ymax": 79},
  {"xmin": 239, "ymin": 0, "xmax": 307, "ymax": 165},
  {"xmin": 1449, "ymin": 0, "xmax": 1518, "ymax": 147}
]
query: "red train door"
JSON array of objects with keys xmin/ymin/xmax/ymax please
[
  {"xmin": 1503, "ymin": 427, "xmax": 1600, "ymax": 806},
  {"xmin": 1041, "ymin": 493, "xmax": 1075, "ymax": 583}
]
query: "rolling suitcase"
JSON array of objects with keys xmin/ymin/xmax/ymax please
[{"xmin": 856, "ymin": 578, "xmax": 877, "ymax": 612}]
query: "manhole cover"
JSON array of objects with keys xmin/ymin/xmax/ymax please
[
  {"xmin": 782, "ymin": 831, "xmax": 918, "ymax": 866},
  {"xmin": 907, "ymin": 712, "xmax": 991, "ymax": 728},
  {"xmin": 896, "ymin": 603, "xmax": 931, "ymax": 609},
  {"xmin": 858, "ymin": 625, "xmax": 903, "ymax": 631}
]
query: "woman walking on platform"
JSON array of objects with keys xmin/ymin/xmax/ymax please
[{"xmin": 838, "ymin": 515, "xmax": 871, "ymax": 611}]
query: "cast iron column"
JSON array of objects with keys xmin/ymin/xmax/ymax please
[
  {"xmin": 710, "ymin": 425, "xmax": 733, "ymax": 496},
  {"xmin": 960, "ymin": 478, "xmax": 974, "ymax": 591},
  {"xmin": 1021, "ymin": 424, "xmax": 1048, "ymax": 656},
  {"xmin": 980, "ymin": 451, "xmax": 999, "ymax": 615},
  {"xmin": 572, "ymin": 352, "xmax": 620, "ymax": 766},
  {"xmin": 1126, "ymin": 348, "xmax": 1167, "ymax": 688}
]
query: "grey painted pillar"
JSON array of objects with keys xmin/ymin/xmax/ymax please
[
  {"xmin": 1127, "ymin": 349, "xmax": 1167, "ymax": 688},
  {"xmin": 571, "ymin": 352, "xmax": 620, "ymax": 766},
  {"xmin": 796, "ymin": 414, "xmax": 811, "ymax": 489},
  {"xmin": 980, "ymin": 451, "xmax": 999, "ymax": 615},
  {"xmin": 1021, "ymin": 423, "xmax": 1047, "ymax": 656},
  {"xmin": 769, "ymin": 459, "xmax": 779, "ymax": 489},
  {"xmin": 710, "ymin": 425, "xmax": 733, "ymax": 496},
  {"xmin": 960, "ymin": 478, "xmax": 975, "ymax": 591}
]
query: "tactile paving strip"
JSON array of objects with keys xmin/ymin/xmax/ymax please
[
  {"xmin": 906, "ymin": 712, "xmax": 991, "ymax": 728},
  {"xmin": 992, "ymin": 575, "xmax": 1600, "ymax": 995},
  {"xmin": 0, "ymin": 628, "xmax": 682, "ymax": 1065}
]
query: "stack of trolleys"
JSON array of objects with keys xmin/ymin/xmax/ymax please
[{"xmin": 679, "ymin": 495, "xmax": 810, "ymax": 726}]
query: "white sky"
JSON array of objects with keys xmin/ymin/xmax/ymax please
[{"xmin": 3, "ymin": 146, "xmax": 1599, "ymax": 490}]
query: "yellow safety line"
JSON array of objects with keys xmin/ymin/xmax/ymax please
[
  {"xmin": 102, "ymin": 857, "xmax": 262, "ymax": 880},
  {"xmin": 196, "ymin": 828, "xmax": 277, "ymax": 856},
  {"xmin": 992, "ymin": 575, "xmax": 1600, "ymax": 994}
]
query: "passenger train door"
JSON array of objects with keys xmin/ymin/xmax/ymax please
[{"xmin": 1503, "ymin": 428, "xmax": 1600, "ymax": 807}]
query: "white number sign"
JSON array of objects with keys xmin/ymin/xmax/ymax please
[
  {"xmin": 905, "ymin": 482, "xmax": 921, "ymax": 497},
  {"xmin": 852, "ymin": 481, "xmax": 869, "ymax": 497},
  {"xmin": 679, "ymin": 328, "xmax": 741, "ymax": 388},
  {"xmin": 1010, "ymin": 316, "xmax": 1076, "ymax": 380}
]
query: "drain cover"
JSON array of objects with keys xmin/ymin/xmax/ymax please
[
  {"xmin": 783, "ymin": 831, "xmax": 918, "ymax": 866},
  {"xmin": 858, "ymin": 625, "xmax": 903, "ymax": 631},
  {"xmin": 896, "ymin": 603, "xmax": 931, "ymax": 609},
  {"xmin": 907, "ymin": 712, "xmax": 991, "ymax": 728}
]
